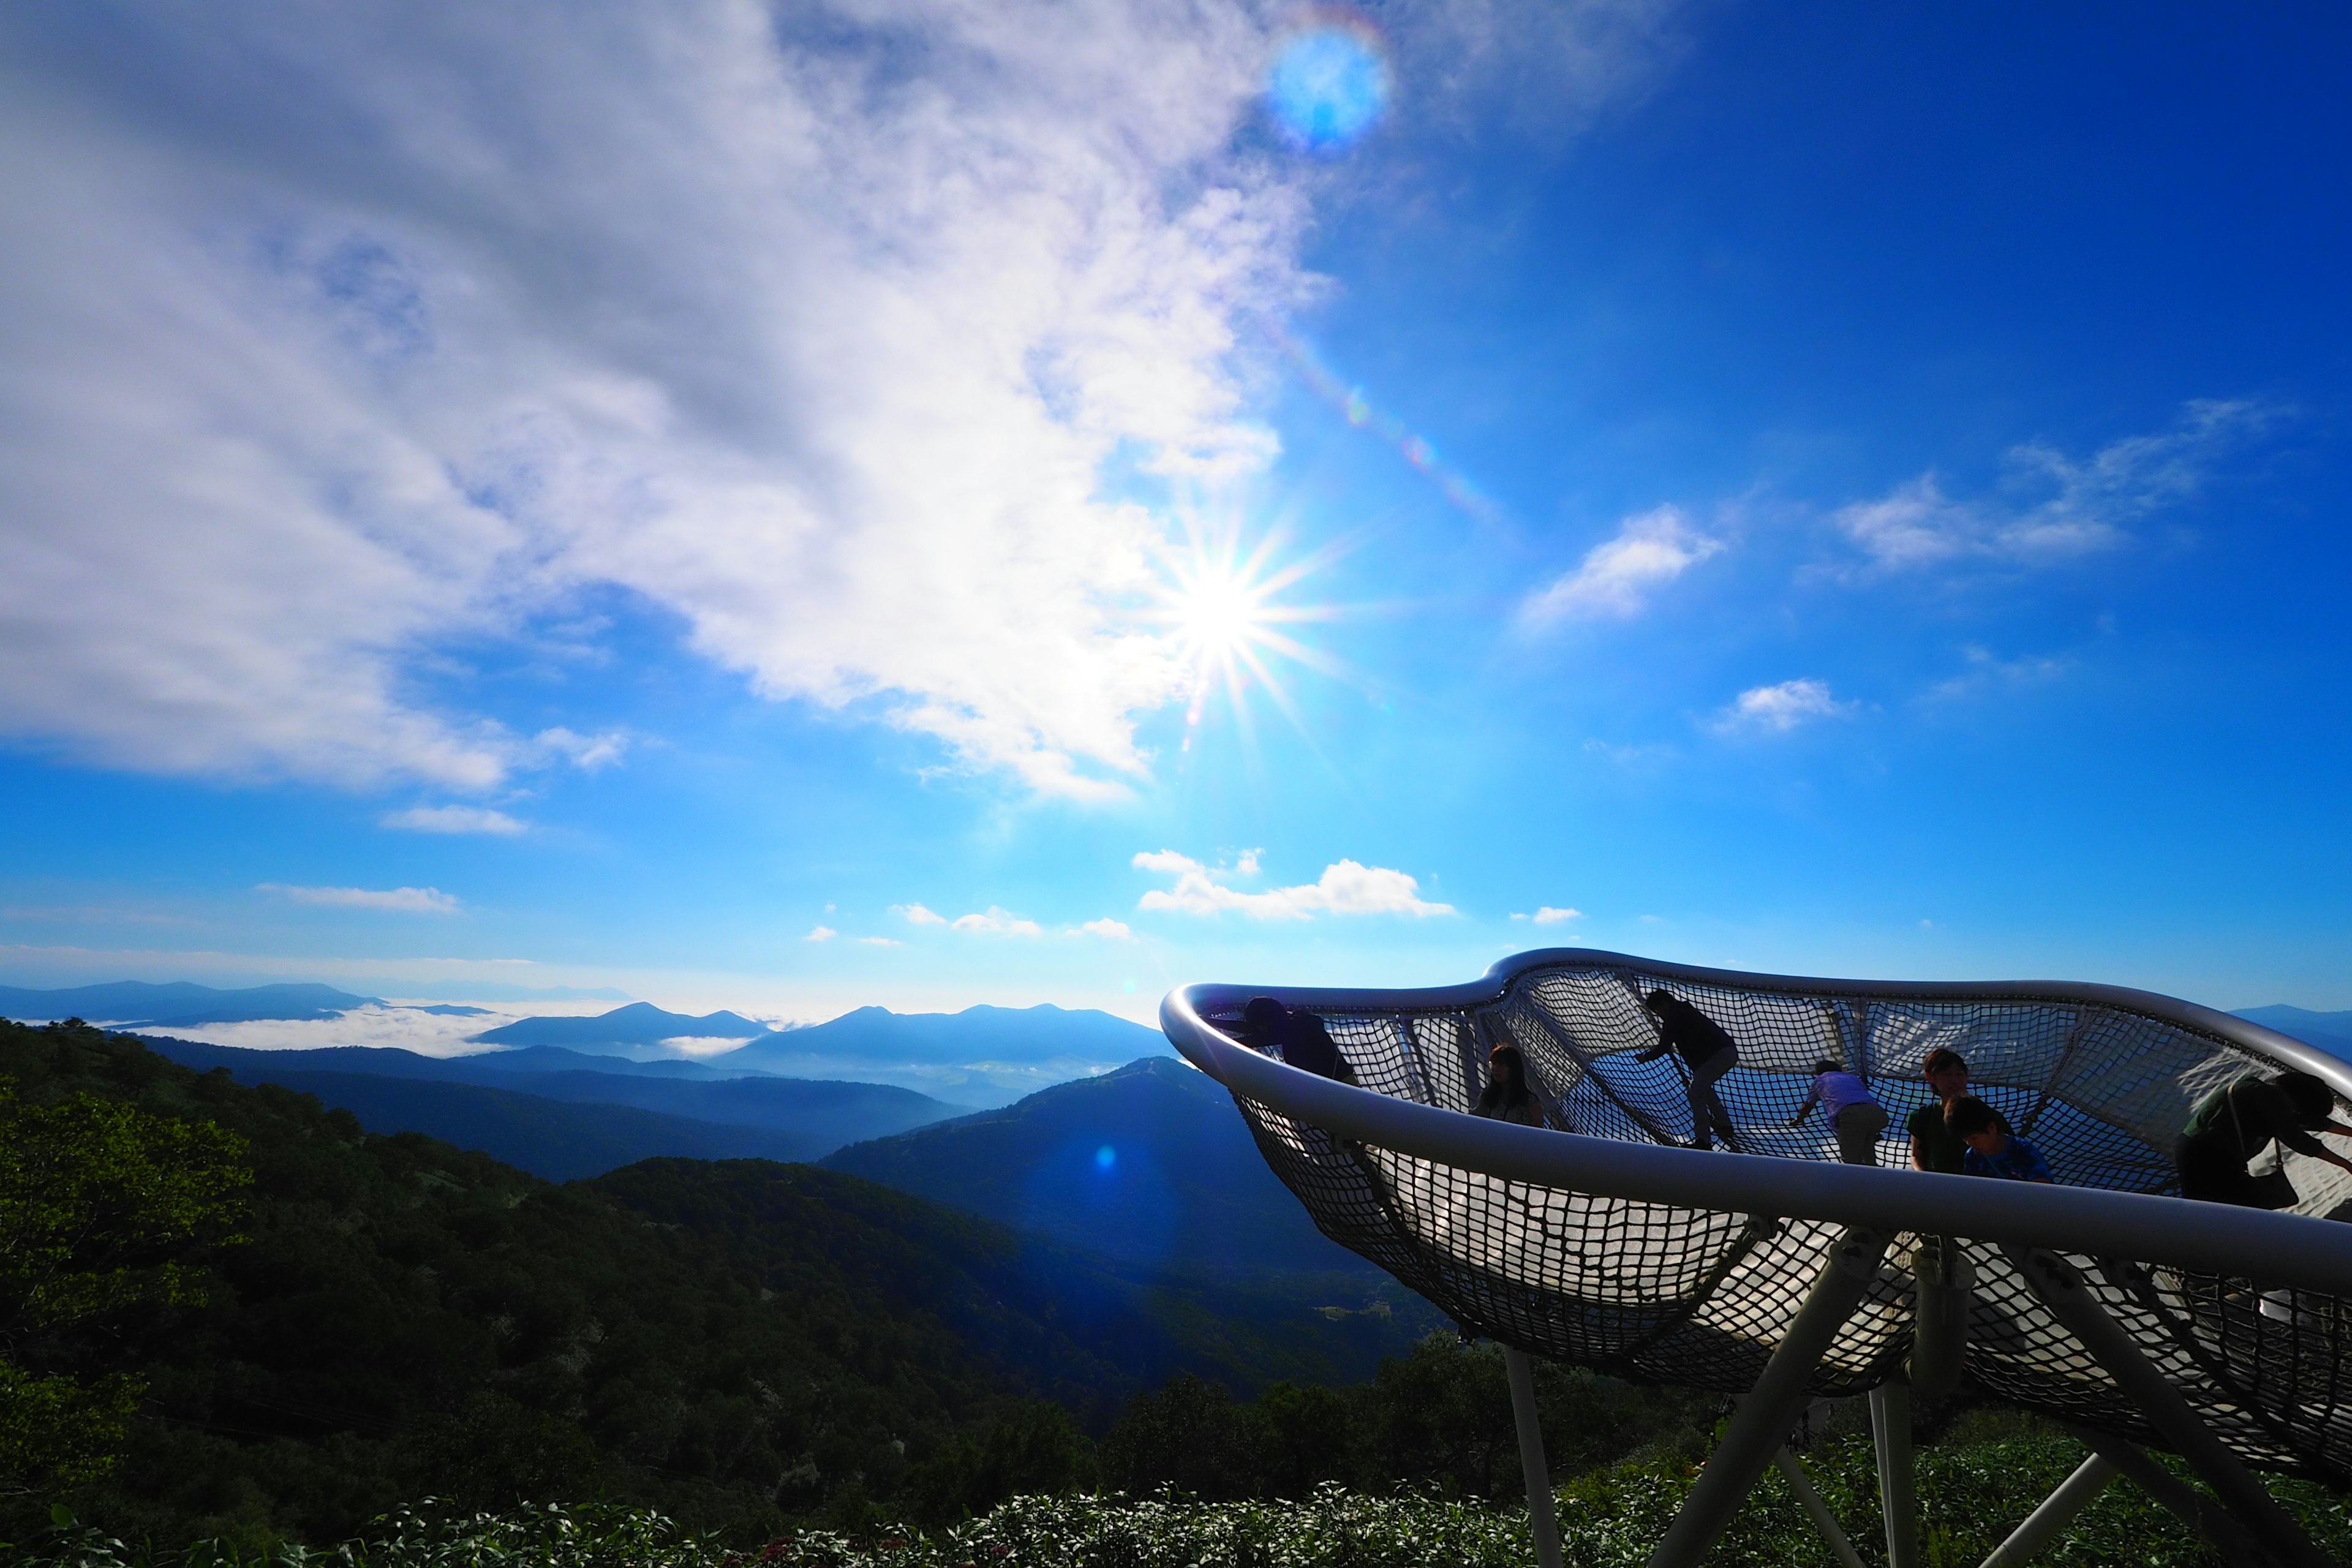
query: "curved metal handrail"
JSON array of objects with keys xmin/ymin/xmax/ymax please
[{"xmin": 1163, "ymin": 978, "xmax": 2352, "ymax": 1297}]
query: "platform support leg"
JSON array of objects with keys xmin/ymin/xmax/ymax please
[
  {"xmin": 1503, "ymin": 1344, "xmax": 1563, "ymax": 1568},
  {"xmin": 1644, "ymin": 1228, "xmax": 1893, "ymax": 1568},
  {"xmin": 1773, "ymin": 1448, "xmax": 1867, "ymax": 1568},
  {"xmin": 2004, "ymin": 1247, "xmax": 2328, "ymax": 1568},
  {"xmin": 1975, "ymin": 1453, "xmax": 2119, "ymax": 1568},
  {"xmin": 2063, "ymin": 1424, "xmax": 2280, "ymax": 1568},
  {"xmin": 1871, "ymin": 1381, "xmax": 1919, "ymax": 1568}
]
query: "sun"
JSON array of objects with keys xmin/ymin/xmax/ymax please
[{"xmin": 1151, "ymin": 526, "xmax": 1347, "ymax": 734}]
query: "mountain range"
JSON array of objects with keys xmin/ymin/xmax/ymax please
[{"xmin": 0, "ymin": 979, "xmax": 393, "ymax": 1026}]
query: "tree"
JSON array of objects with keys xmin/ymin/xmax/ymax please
[{"xmin": 0, "ymin": 1062, "xmax": 249, "ymax": 1496}]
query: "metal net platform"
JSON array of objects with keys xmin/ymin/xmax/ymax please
[{"xmin": 1162, "ymin": 949, "xmax": 2352, "ymax": 1568}]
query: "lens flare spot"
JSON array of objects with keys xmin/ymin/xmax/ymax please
[
  {"xmin": 1267, "ymin": 21, "xmax": 1390, "ymax": 152},
  {"xmin": 1095, "ymin": 1144, "xmax": 1117, "ymax": 1171}
]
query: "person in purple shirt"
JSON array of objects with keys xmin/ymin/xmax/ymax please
[
  {"xmin": 1948, "ymin": 1096, "xmax": 2053, "ymax": 1183},
  {"xmin": 1789, "ymin": 1058, "xmax": 1888, "ymax": 1166}
]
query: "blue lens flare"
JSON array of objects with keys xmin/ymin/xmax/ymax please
[
  {"xmin": 1095, "ymin": 1144, "xmax": 1117, "ymax": 1170},
  {"xmin": 1267, "ymin": 24, "xmax": 1390, "ymax": 152}
]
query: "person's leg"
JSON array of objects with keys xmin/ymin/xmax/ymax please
[
  {"xmin": 1836, "ymin": 1104, "xmax": 1888, "ymax": 1166},
  {"xmin": 1689, "ymin": 1049, "xmax": 1736, "ymax": 1148}
]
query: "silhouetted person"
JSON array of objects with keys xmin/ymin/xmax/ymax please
[
  {"xmin": 1908, "ymin": 1047, "xmax": 2008, "ymax": 1174},
  {"xmin": 1473, "ymin": 1043, "xmax": 1546, "ymax": 1128},
  {"xmin": 1790, "ymin": 1058, "xmax": 1888, "ymax": 1166},
  {"xmin": 1947, "ymin": 1095, "xmax": 2052, "ymax": 1182},
  {"xmin": 1239, "ymin": 996, "xmax": 1355, "ymax": 1084},
  {"xmin": 1635, "ymin": 989, "xmax": 1739, "ymax": 1150},
  {"xmin": 2176, "ymin": 1070, "xmax": 2352, "ymax": 1208}
]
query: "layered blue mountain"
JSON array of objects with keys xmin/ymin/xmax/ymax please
[
  {"xmin": 139, "ymin": 1036, "xmax": 961, "ymax": 1176},
  {"xmin": 469, "ymin": 1000, "xmax": 770, "ymax": 1049},
  {"xmin": 469, "ymin": 1000, "xmax": 1172, "ymax": 1105},
  {"xmin": 2234, "ymin": 1006, "xmax": 2352, "ymax": 1061},
  {"xmin": 825, "ymin": 1057, "xmax": 1382, "ymax": 1283},
  {"xmin": 0, "ymin": 979, "xmax": 383, "ymax": 1026}
]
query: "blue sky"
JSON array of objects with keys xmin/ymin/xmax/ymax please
[{"xmin": 2, "ymin": 1, "xmax": 2348, "ymax": 1025}]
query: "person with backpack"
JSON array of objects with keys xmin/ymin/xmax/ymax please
[{"xmin": 2176, "ymin": 1070, "xmax": 2352, "ymax": 1207}]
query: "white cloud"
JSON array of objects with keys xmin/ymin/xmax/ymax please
[
  {"xmin": 1924, "ymin": 645, "xmax": 2070, "ymax": 703},
  {"xmin": 952, "ymin": 907, "xmax": 1044, "ymax": 937},
  {"xmin": 258, "ymin": 883, "xmax": 461, "ymax": 914},
  {"xmin": 893, "ymin": 903, "xmax": 948, "ymax": 927},
  {"xmin": 856, "ymin": 935, "xmax": 902, "ymax": 947},
  {"xmin": 1531, "ymin": 905, "xmax": 1581, "ymax": 924},
  {"xmin": 1831, "ymin": 401, "xmax": 2267, "ymax": 575},
  {"xmin": 1074, "ymin": 918, "xmax": 1133, "ymax": 940},
  {"xmin": 1710, "ymin": 679, "xmax": 1856, "ymax": 736},
  {"xmin": 530, "ymin": 727, "xmax": 627, "ymax": 771},
  {"xmin": 804, "ymin": 924, "xmax": 837, "ymax": 941},
  {"xmin": 1520, "ymin": 505, "xmax": 1722, "ymax": 625},
  {"xmin": 1134, "ymin": 852, "xmax": 1453, "ymax": 919},
  {"xmin": 382, "ymin": 804, "xmax": 527, "ymax": 835},
  {"xmin": 0, "ymin": 1, "xmax": 1675, "ymax": 802}
]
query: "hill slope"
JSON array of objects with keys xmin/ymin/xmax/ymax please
[
  {"xmin": 470, "ymin": 1000, "xmax": 770, "ymax": 1049},
  {"xmin": 823, "ymin": 1058, "xmax": 1381, "ymax": 1282}
]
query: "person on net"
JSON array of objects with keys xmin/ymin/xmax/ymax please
[
  {"xmin": 1907, "ymin": 1047, "xmax": 2010, "ymax": 1174},
  {"xmin": 1947, "ymin": 1096, "xmax": 2052, "ymax": 1182},
  {"xmin": 1635, "ymin": 989, "xmax": 1740, "ymax": 1151},
  {"xmin": 1789, "ymin": 1059, "xmax": 1889, "ymax": 1166},
  {"xmin": 1472, "ymin": 1043, "xmax": 1547, "ymax": 1128},
  {"xmin": 2176, "ymin": 1070, "xmax": 2352, "ymax": 1208},
  {"xmin": 1239, "ymin": 996, "xmax": 1357, "ymax": 1084}
]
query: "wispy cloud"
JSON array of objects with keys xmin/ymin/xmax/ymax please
[
  {"xmin": 892, "ymin": 904, "xmax": 948, "ymax": 927},
  {"xmin": 1710, "ymin": 679, "xmax": 1855, "ymax": 736},
  {"xmin": 258, "ymin": 883, "xmax": 461, "ymax": 914},
  {"xmin": 1520, "ymin": 505, "xmax": 1723, "ymax": 626},
  {"xmin": 1831, "ymin": 400, "xmax": 2269, "ymax": 575},
  {"xmin": 951, "ymin": 907, "xmax": 1044, "ymax": 937},
  {"xmin": 1072, "ymin": 917, "xmax": 1133, "ymax": 940},
  {"xmin": 0, "ymin": 0, "xmax": 1679, "ymax": 802},
  {"xmin": 1511, "ymin": 905, "xmax": 1581, "ymax": 924},
  {"xmin": 382, "ymin": 805, "xmax": 526, "ymax": 835},
  {"xmin": 855, "ymin": 936, "xmax": 902, "ymax": 947},
  {"xmin": 1924, "ymin": 645, "xmax": 2070, "ymax": 703},
  {"xmin": 804, "ymin": 925, "xmax": 837, "ymax": 942},
  {"xmin": 1133, "ymin": 850, "xmax": 1453, "ymax": 919}
]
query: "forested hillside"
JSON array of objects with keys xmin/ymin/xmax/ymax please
[{"xmin": 0, "ymin": 1019, "xmax": 1619, "ymax": 1553}]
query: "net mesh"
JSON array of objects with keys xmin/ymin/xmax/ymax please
[{"xmin": 1194, "ymin": 957, "xmax": 2352, "ymax": 1482}]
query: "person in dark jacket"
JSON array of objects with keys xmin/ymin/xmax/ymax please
[
  {"xmin": 1473, "ymin": 1043, "xmax": 1547, "ymax": 1128},
  {"xmin": 1239, "ymin": 996, "xmax": 1356, "ymax": 1084},
  {"xmin": 1907, "ymin": 1047, "xmax": 2009, "ymax": 1174},
  {"xmin": 2176, "ymin": 1071, "xmax": 2352, "ymax": 1207},
  {"xmin": 1634, "ymin": 989, "xmax": 1739, "ymax": 1151}
]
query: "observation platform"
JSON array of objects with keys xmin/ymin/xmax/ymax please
[{"xmin": 1159, "ymin": 949, "xmax": 2352, "ymax": 1568}]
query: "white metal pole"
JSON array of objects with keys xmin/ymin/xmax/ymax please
[
  {"xmin": 1502, "ymin": 1344, "xmax": 1563, "ymax": 1568},
  {"xmin": 1772, "ymin": 1449, "xmax": 1867, "ymax": 1568},
  {"xmin": 1871, "ymin": 1382, "xmax": 1918, "ymax": 1568},
  {"xmin": 1976, "ymin": 1454, "xmax": 2119, "ymax": 1568}
]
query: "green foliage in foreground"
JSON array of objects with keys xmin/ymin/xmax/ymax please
[{"xmin": 20, "ymin": 1436, "xmax": 2352, "ymax": 1568}]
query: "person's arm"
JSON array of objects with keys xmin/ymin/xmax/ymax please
[
  {"xmin": 1909, "ymin": 1131, "xmax": 1931, "ymax": 1171},
  {"xmin": 1787, "ymin": 1082, "xmax": 1822, "ymax": 1127}
]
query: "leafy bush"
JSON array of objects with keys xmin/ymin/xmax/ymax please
[{"xmin": 20, "ymin": 1436, "xmax": 2352, "ymax": 1568}]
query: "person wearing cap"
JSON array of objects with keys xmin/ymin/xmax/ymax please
[
  {"xmin": 2176, "ymin": 1070, "xmax": 2352, "ymax": 1207},
  {"xmin": 1634, "ymin": 989, "xmax": 1740, "ymax": 1151},
  {"xmin": 1472, "ymin": 1043, "xmax": 1547, "ymax": 1128},
  {"xmin": 1789, "ymin": 1058, "xmax": 1889, "ymax": 1166},
  {"xmin": 1908, "ymin": 1047, "xmax": 2010, "ymax": 1174}
]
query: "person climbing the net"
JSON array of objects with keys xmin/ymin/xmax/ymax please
[
  {"xmin": 2176, "ymin": 1069, "xmax": 2352, "ymax": 1208},
  {"xmin": 1789, "ymin": 1058, "xmax": 1889, "ymax": 1165},
  {"xmin": 1634, "ymin": 989, "xmax": 1740, "ymax": 1151}
]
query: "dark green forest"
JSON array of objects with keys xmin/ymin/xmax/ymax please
[{"xmin": 0, "ymin": 1019, "xmax": 1714, "ymax": 1551}]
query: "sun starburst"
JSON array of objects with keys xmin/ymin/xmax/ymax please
[{"xmin": 1151, "ymin": 525, "xmax": 1349, "ymax": 735}]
